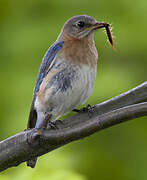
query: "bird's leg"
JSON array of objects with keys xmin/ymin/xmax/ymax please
[
  {"xmin": 34, "ymin": 112, "xmax": 52, "ymax": 130},
  {"xmin": 27, "ymin": 113, "xmax": 51, "ymax": 144},
  {"xmin": 73, "ymin": 104, "xmax": 95, "ymax": 118},
  {"xmin": 42, "ymin": 113, "xmax": 57, "ymax": 129}
]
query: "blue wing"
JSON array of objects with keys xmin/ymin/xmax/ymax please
[
  {"xmin": 27, "ymin": 40, "xmax": 64, "ymax": 129},
  {"xmin": 34, "ymin": 40, "xmax": 64, "ymax": 97}
]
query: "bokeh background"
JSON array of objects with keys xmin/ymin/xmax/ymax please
[{"xmin": 0, "ymin": 0, "xmax": 147, "ymax": 179}]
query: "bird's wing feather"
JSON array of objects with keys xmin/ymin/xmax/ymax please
[
  {"xmin": 34, "ymin": 40, "xmax": 64, "ymax": 96},
  {"xmin": 27, "ymin": 40, "xmax": 64, "ymax": 129}
]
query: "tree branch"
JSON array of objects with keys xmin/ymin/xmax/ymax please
[{"xmin": 0, "ymin": 81, "xmax": 147, "ymax": 172}]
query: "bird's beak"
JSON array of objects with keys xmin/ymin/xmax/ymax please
[{"xmin": 91, "ymin": 22, "xmax": 109, "ymax": 30}]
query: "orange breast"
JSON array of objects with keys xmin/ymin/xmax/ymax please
[{"xmin": 59, "ymin": 38, "xmax": 98, "ymax": 68}]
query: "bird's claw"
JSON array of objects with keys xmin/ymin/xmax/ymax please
[
  {"xmin": 47, "ymin": 119, "xmax": 64, "ymax": 129},
  {"xmin": 73, "ymin": 104, "xmax": 95, "ymax": 118},
  {"xmin": 27, "ymin": 128, "xmax": 43, "ymax": 146},
  {"xmin": 48, "ymin": 121, "xmax": 58, "ymax": 129}
]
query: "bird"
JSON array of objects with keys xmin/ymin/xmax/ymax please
[{"xmin": 26, "ymin": 15, "xmax": 113, "ymax": 168}]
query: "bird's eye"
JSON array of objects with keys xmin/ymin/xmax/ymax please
[{"xmin": 77, "ymin": 21, "xmax": 85, "ymax": 28}]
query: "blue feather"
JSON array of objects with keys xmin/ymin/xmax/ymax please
[{"xmin": 34, "ymin": 40, "xmax": 64, "ymax": 96}]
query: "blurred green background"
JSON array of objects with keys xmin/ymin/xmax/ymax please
[{"xmin": 0, "ymin": 0, "xmax": 147, "ymax": 179}]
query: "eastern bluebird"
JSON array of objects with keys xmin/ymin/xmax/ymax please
[{"xmin": 26, "ymin": 15, "xmax": 113, "ymax": 167}]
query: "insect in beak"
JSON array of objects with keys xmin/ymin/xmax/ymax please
[{"xmin": 92, "ymin": 22, "xmax": 114, "ymax": 47}]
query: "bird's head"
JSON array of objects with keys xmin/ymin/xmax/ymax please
[
  {"xmin": 62, "ymin": 15, "xmax": 99, "ymax": 39},
  {"xmin": 58, "ymin": 15, "xmax": 113, "ymax": 46}
]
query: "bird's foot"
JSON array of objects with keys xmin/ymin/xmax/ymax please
[
  {"xmin": 27, "ymin": 113, "xmax": 52, "ymax": 144},
  {"xmin": 27, "ymin": 128, "xmax": 43, "ymax": 146},
  {"xmin": 48, "ymin": 119, "xmax": 64, "ymax": 129},
  {"xmin": 73, "ymin": 104, "xmax": 95, "ymax": 118},
  {"xmin": 48, "ymin": 121, "xmax": 58, "ymax": 129}
]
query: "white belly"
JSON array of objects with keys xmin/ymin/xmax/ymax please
[
  {"xmin": 51, "ymin": 65, "xmax": 96, "ymax": 119},
  {"xmin": 35, "ymin": 64, "xmax": 97, "ymax": 121}
]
